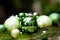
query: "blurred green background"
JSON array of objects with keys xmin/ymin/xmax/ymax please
[{"xmin": 0, "ymin": 0, "xmax": 60, "ymax": 23}]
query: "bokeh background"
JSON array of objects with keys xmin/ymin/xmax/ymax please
[{"xmin": 0, "ymin": 0, "xmax": 60, "ymax": 23}]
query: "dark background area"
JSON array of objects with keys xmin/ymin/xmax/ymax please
[
  {"xmin": 1, "ymin": 0, "xmax": 34, "ymax": 17},
  {"xmin": 0, "ymin": 0, "xmax": 34, "ymax": 23}
]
